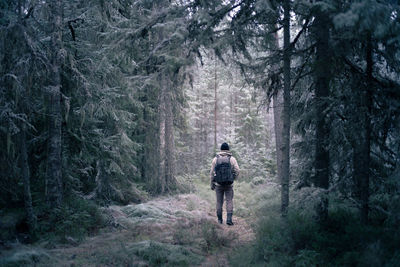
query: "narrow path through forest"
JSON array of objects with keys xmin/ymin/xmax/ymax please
[
  {"xmin": 52, "ymin": 192, "xmax": 255, "ymax": 266},
  {"xmin": 200, "ymin": 215, "xmax": 255, "ymax": 267},
  {"xmin": 1, "ymin": 183, "xmax": 259, "ymax": 266}
]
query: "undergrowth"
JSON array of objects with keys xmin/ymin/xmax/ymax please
[
  {"xmin": 37, "ymin": 196, "xmax": 103, "ymax": 245},
  {"xmin": 230, "ymin": 191, "xmax": 400, "ymax": 267}
]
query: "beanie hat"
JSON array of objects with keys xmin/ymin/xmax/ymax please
[{"xmin": 220, "ymin": 142, "xmax": 230, "ymax": 151}]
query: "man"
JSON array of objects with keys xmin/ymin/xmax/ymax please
[{"xmin": 210, "ymin": 142, "xmax": 240, "ymax": 225}]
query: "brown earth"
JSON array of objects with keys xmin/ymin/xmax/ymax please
[
  {"xmin": 0, "ymin": 193, "xmax": 255, "ymax": 266},
  {"xmin": 199, "ymin": 215, "xmax": 255, "ymax": 267}
]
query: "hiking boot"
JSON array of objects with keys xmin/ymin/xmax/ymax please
[
  {"xmin": 217, "ymin": 212, "xmax": 223, "ymax": 224},
  {"xmin": 227, "ymin": 213, "xmax": 234, "ymax": 226}
]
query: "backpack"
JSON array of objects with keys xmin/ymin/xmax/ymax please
[{"xmin": 214, "ymin": 154, "xmax": 234, "ymax": 185}]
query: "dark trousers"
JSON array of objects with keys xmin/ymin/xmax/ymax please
[{"xmin": 216, "ymin": 184, "xmax": 234, "ymax": 215}]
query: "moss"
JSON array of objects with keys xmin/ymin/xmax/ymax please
[
  {"xmin": 185, "ymin": 198, "xmax": 197, "ymax": 211},
  {"xmin": 251, "ymin": 176, "xmax": 265, "ymax": 186},
  {"xmin": 129, "ymin": 240, "xmax": 203, "ymax": 266},
  {"xmin": 175, "ymin": 175, "xmax": 196, "ymax": 194},
  {"xmin": 0, "ymin": 209, "xmax": 26, "ymax": 241},
  {"xmin": 0, "ymin": 249, "xmax": 51, "ymax": 267},
  {"xmin": 37, "ymin": 196, "xmax": 103, "ymax": 243},
  {"xmin": 200, "ymin": 220, "xmax": 237, "ymax": 252},
  {"xmin": 121, "ymin": 203, "xmax": 174, "ymax": 224}
]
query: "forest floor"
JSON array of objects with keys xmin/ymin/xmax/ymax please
[{"xmin": 1, "ymin": 179, "xmax": 271, "ymax": 266}]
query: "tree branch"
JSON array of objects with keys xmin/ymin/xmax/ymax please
[
  {"xmin": 290, "ymin": 17, "xmax": 310, "ymax": 50},
  {"xmin": 343, "ymin": 56, "xmax": 400, "ymax": 99}
]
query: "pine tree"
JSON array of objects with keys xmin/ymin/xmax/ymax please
[
  {"xmin": 278, "ymin": 0, "xmax": 291, "ymax": 217},
  {"xmin": 313, "ymin": 0, "xmax": 332, "ymax": 223},
  {"xmin": 45, "ymin": 0, "xmax": 63, "ymax": 208}
]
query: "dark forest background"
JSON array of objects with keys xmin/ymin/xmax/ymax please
[{"xmin": 1, "ymin": 0, "xmax": 400, "ymax": 266}]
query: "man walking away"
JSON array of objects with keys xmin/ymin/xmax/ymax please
[{"xmin": 210, "ymin": 142, "xmax": 240, "ymax": 225}]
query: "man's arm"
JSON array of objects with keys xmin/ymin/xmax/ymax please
[
  {"xmin": 231, "ymin": 157, "xmax": 240, "ymax": 180},
  {"xmin": 210, "ymin": 157, "xmax": 217, "ymax": 190}
]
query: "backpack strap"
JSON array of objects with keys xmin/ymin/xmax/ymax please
[{"xmin": 215, "ymin": 154, "xmax": 220, "ymax": 172}]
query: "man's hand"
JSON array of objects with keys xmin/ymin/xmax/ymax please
[{"xmin": 210, "ymin": 182, "xmax": 216, "ymax": 191}]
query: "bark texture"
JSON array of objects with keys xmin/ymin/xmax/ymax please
[
  {"xmin": 272, "ymin": 32, "xmax": 284, "ymax": 210},
  {"xmin": 158, "ymin": 73, "xmax": 177, "ymax": 193},
  {"xmin": 354, "ymin": 33, "xmax": 372, "ymax": 224},
  {"xmin": 281, "ymin": 0, "xmax": 291, "ymax": 217},
  {"xmin": 214, "ymin": 57, "xmax": 218, "ymax": 151},
  {"xmin": 314, "ymin": 4, "xmax": 331, "ymax": 223},
  {"xmin": 164, "ymin": 76, "xmax": 176, "ymax": 192},
  {"xmin": 20, "ymin": 125, "xmax": 37, "ymax": 233},
  {"xmin": 159, "ymin": 77, "xmax": 166, "ymax": 193},
  {"xmin": 45, "ymin": 0, "xmax": 63, "ymax": 208}
]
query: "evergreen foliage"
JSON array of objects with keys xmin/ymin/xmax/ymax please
[
  {"xmin": 180, "ymin": 51, "xmax": 275, "ymax": 180},
  {"xmin": 0, "ymin": 0, "xmax": 399, "ymax": 265},
  {"xmin": 0, "ymin": 0, "xmax": 195, "ymax": 241}
]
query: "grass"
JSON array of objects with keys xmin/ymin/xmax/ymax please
[
  {"xmin": 229, "ymin": 187, "xmax": 400, "ymax": 267},
  {"xmin": 200, "ymin": 220, "xmax": 238, "ymax": 252},
  {"xmin": 2, "ymin": 172, "xmax": 267, "ymax": 266},
  {"xmin": 0, "ymin": 248, "xmax": 52, "ymax": 267},
  {"xmin": 5, "ymin": 167, "xmax": 398, "ymax": 267},
  {"xmin": 130, "ymin": 240, "xmax": 204, "ymax": 266},
  {"xmin": 37, "ymin": 196, "xmax": 103, "ymax": 245},
  {"xmin": 71, "ymin": 240, "xmax": 204, "ymax": 267}
]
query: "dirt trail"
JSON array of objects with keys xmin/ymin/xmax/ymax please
[
  {"xmin": 199, "ymin": 215, "xmax": 255, "ymax": 267},
  {"xmin": 1, "ymin": 192, "xmax": 255, "ymax": 266}
]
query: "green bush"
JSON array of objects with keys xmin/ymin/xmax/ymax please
[
  {"xmin": 287, "ymin": 211, "xmax": 318, "ymax": 251},
  {"xmin": 130, "ymin": 240, "xmax": 203, "ymax": 266},
  {"xmin": 229, "ymin": 244, "xmax": 264, "ymax": 267},
  {"xmin": 38, "ymin": 196, "xmax": 103, "ymax": 243},
  {"xmin": 172, "ymin": 221, "xmax": 198, "ymax": 245},
  {"xmin": 175, "ymin": 174, "xmax": 197, "ymax": 194},
  {"xmin": 254, "ymin": 215, "xmax": 294, "ymax": 264},
  {"xmin": 200, "ymin": 220, "xmax": 237, "ymax": 252},
  {"xmin": 251, "ymin": 176, "xmax": 265, "ymax": 186},
  {"xmin": 0, "ymin": 249, "xmax": 51, "ymax": 267},
  {"xmin": 238, "ymin": 199, "xmax": 400, "ymax": 267}
]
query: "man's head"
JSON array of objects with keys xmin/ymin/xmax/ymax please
[{"xmin": 220, "ymin": 142, "xmax": 230, "ymax": 151}]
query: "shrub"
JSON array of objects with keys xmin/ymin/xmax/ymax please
[
  {"xmin": 200, "ymin": 220, "xmax": 237, "ymax": 252},
  {"xmin": 0, "ymin": 249, "xmax": 51, "ymax": 267},
  {"xmin": 287, "ymin": 211, "xmax": 317, "ymax": 251},
  {"xmin": 251, "ymin": 176, "xmax": 265, "ymax": 186},
  {"xmin": 254, "ymin": 215, "xmax": 294, "ymax": 264},
  {"xmin": 38, "ymin": 196, "xmax": 103, "ymax": 243},
  {"xmin": 245, "ymin": 198, "xmax": 400, "ymax": 267},
  {"xmin": 172, "ymin": 221, "xmax": 197, "ymax": 245},
  {"xmin": 130, "ymin": 240, "xmax": 203, "ymax": 266},
  {"xmin": 186, "ymin": 198, "xmax": 197, "ymax": 211},
  {"xmin": 175, "ymin": 174, "xmax": 196, "ymax": 194}
]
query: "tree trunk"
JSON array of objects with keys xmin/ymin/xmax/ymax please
[
  {"xmin": 273, "ymin": 89, "xmax": 284, "ymax": 186},
  {"xmin": 354, "ymin": 33, "xmax": 372, "ymax": 224},
  {"xmin": 313, "ymin": 3, "xmax": 331, "ymax": 223},
  {"xmin": 95, "ymin": 159, "xmax": 109, "ymax": 200},
  {"xmin": 214, "ymin": 56, "xmax": 218, "ymax": 151},
  {"xmin": 272, "ymin": 32, "xmax": 284, "ymax": 207},
  {"xmin": 164, "ymin": 75, "xmax": 177, "ymax": 192},
  {"xmin": 159, "ymin": 76, "xmax": 166, "ymax": 194},
  {"xmin": 158, "ymin": 72, "xmax": 177, "ymax": 193},
  {"xmin": 45, "ymin": 0, "xmax": 63, "ymax": 208},
  {"xmin": 281, "ymin": 0, "xmax": 291, "ymax": 217},
  {"xmin": 19, "ymin": 125, "xmax": 36, "ymax": 233}
]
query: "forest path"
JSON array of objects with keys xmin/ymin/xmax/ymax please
[
  {"xmin": 64, "ymin": 191, "xmax": 255, "ymax": 266},
  {"xmin": 199, "ymin": 215, "xmax": 255, "ymax": 267},
  {"xmin": 1, "ymin": 186, "xmax": 256, "ymax": 266}
]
